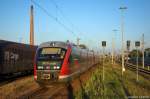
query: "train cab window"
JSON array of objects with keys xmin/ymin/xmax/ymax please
[
  {"xmin": 41, "ymin": 48, "xmax": 61, "ymax": 55},
  {"xmin": 38, "ymin": 48, "xmax": 66, "ymax": 60}
]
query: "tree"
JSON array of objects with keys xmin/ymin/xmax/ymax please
[
  {"xmin": 145, "ymin": 48, "xmax": 150, "ymax": 57},
  {"xmin": 79, "ymin": 44, "xmax": 87, "ymax": 49},
  {"xmin": 128, "ymin": 49, "xmax": 142, "ymax": 58}
]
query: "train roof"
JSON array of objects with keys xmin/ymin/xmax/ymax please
[
  {"xmin": 38, "ymin": 41, "xmax": 90, "ymax": 51},
  {"xmin": 39, "ymin": 41, "xmax": 69, "ymax": 49}
]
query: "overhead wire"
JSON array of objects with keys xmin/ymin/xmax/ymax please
[
  {"xmin": 31, "ymin": 0, "xmax": 78, "ymax": 37},
  {"xmin": 32, "ymin": 0, "xmax": 97, "ymax": 49},
  {"xmin": 50, "ymin": 0, "xmax": 79, "ymax": 33},
  {"xmin": 49, "ymin": 0, "xmax": 98, "ymax": 48},
  {"xmin": 49, "ymin": 0, "xmax": 91, "ymax": 40}
]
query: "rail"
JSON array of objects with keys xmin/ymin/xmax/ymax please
[{"xmin": 125, "ymin": 63, "xmax": 150, "ymax": 75}]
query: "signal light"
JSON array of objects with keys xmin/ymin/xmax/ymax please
[{"xmin": 38, "ymin": 66, "xmax": 43, "ymax": 69}]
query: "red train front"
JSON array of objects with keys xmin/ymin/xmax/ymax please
[{"xmin": 34, "ymin": 41, "xmax": 98, "ymax": 85}]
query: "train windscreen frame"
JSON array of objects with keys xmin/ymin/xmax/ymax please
[{"xmin": 36, "ymin": 47, "xmax": 66, "ymax": 70}]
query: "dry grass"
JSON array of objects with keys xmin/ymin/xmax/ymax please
[{"xmin": 0, "ymin": 76, "xmax": 39, "ymax": 99}]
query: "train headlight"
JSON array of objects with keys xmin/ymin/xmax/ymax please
[
  {"xmin": 54, "ymin": 66, "xmax": 57, "ymax": 69},
  {"xmin": 38, "ymin": 66, "xmax": 43, "ymax": 69},
  {"xmin": 46, "ymin": 66, "xmax": 50, "ymax": 69},
  {"xmin": 57, "ymin": 66, "xmax": 60, "ymax": 69}
]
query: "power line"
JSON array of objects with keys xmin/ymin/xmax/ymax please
[
  {"xmin": 49, "ymin": 0, "xmax": 91, "ymax": 40},
  {"xmin": 32, "ymin": 0, "xmax": 97, "ymax": 49},
  {"xmin": 31, "ymin": 0, "xmax": 78, "ymax": 37},
  {"xmin": 50, "ymin": 0, "xmax": 74, "ymax": 28}
]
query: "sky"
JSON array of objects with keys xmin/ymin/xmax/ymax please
[{"xmin": 0, "ymin": 0, "xmax": 150, "ymax": 52}]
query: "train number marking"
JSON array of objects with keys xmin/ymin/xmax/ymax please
[{"xmin": 4, "ymin": 51, "xmax": 19, "ymax": 61}]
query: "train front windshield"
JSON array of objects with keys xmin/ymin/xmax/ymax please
[{"xmin": 37, "ymin": 48, "xmax": 66, "ymax": 70}]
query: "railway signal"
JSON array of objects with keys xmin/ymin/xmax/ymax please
[
  {"xmin": 135, "ymin": 41, "xmax": 140, "ymax": 81},
  {"xmin": 127, "ymin": 40, "xmax": 130, "ymax": 51},
  {"xmin": 101, "ymin": 41, "xmax": 106, "ymax": 81},
  {"xmin": 102, "ymin": 41, "xmax": 106, "ymax": 47},
  {"xmin": 135, "ymin": 41, "xmax": 140, "ymax": 47}
]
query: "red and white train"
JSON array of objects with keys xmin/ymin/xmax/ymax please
[{"xmin": 34, "ymin": 41, "xmax": 99, "ymax": 85}]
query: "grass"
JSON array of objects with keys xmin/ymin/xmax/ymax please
[
  {"xmin": 74, "ymin": 62, "xmax": 150, "ymax": 99},
  {"xmin": 0, "ymin": 76, "xmax": 38, "ymax": 99},
  {"xmin": 121, "ymin": 68, "xmax": 150, "ymax": 96}
]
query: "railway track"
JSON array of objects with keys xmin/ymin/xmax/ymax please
[
  {"xmin": 18, "ymin": 84, "xmax": 65, "ymax": 99},
  {"xmin": 0, "ymin": 63, "xmax": 101, "ymax": 99},
  {"xmin": 0, "ymin": 74, "xmax": 32, "ymax": 87},
  {"xmin": 26, "ymin": 63, "xmax": 100, "ymax": 99},
  {"xmin": 125, "ymin": 63, "xmax": 150, "ymax": 78}
]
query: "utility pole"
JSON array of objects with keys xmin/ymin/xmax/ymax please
[
  {"xmin": 77, "ymin": 38, "xmax": 80, "ymax": 47},
  {"xmin": 112, "ymin": 29, "xmax": 118, "ymax": 65},
  {"xmin": 142, "ymin": 34, "xmax": 145, "ymax": 68},
  {"xmin": 30, "ymin": 5, "xmax": 34, "ymax": 45},
  {"xmin": 112, "ymin": 37, "xmax": 114, "ymax": 65},
  {"xmin": 19, "ymin": 37, "xmax": 23, "ymax": 43},
  {"xmin": 136, "ymin": 47, "xmax": 139, "ymax": 81},
  {"xmin": 119, "ymin": 6, "xmax": 127, "ymax": 76}
]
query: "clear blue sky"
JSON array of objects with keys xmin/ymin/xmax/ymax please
[{"xmin": 0, "ymin": 0, "xmax": 150, "ymax": 51}]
